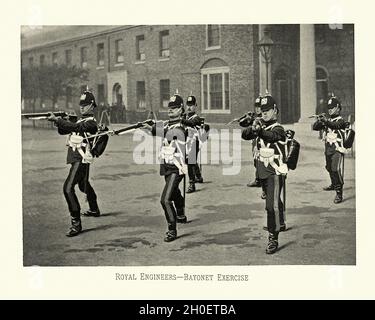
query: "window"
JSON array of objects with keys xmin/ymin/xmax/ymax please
[
  {"xmin": 160, "ymin": 79, "xmax": 170, "ymax": 108},
  {"xmin": 159, "ymin": 30, "xmax": 170, "ymax": 58},
  {"xmin": 97, "ymin": 84, "xmax": 105, "ymax": 104},
  {"xmin": 39, "ymin": 55, "xmax": 45, "ymax": 66},
  {"xmin": 65, "ymin": 49, "xmax": 72, "ymax": 66},
  {"xmin": 136, "ymin": 81, "xmax": 146, "ymax": 109},
  {"xmin": 115, "ymin": 39, "xmax": 124, "ymax": 63},
  {"xmin": 207, "ymin": 25, "xmax": 220, "ymax": 48},
  {"xmin": 136, "ymin": 35, "xmax": 145, "ymax": 61},
  {"xmin": 81, "ymin": 47, "xmax": 88, "ymax": 68},
  {"xmin": 52, "ymin": 52, "xmax": 58, "ymax": 65},
  {"xmin": 28, "ymin": 57, "xmax": 34, "ymax": 67},
  {"xmin": 97, "ymin": 43, "xmax": 104, "ymax": 67},
  {"xmin": 201, "ymin": 67, "xmax": 230, "ymax": 112}
]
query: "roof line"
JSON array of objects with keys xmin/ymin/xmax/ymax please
[{"xmin": 21, "ymin": 25, "xmax": 143, "ymax": 52}]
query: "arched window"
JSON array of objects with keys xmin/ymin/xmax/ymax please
[
  {"xmin": 112, "ymin": 83, "xmax": 123, "ymax": 106},
  {"xmin": 201, "ymin": 58, "xmax": 230, "ymax": 113}
]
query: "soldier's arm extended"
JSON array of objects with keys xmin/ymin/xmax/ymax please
[
  {"xmin": 239, "ymin": 117, "xmax": 254, "ymax": 128},
  {"xmin": 258, "ymin": 126, "xmax": 286, "ymax": 143},
  {"xmin": 55, "ymin": 118, "xmax": 98, "ymax": 135},
  {"xmin": 325, "ymin": 118, "xmax": 347, "ymax": 130},
  {"xmin": 181, "ymin": 116, "xmax": 202, "ymax": 128},
  {"xmin": 241, "ymin": 126, "xmax": 258, "ymax": 140},
  {"xmin": 312, "ymin": 119, "xmax": 325, "ymax": 131}
]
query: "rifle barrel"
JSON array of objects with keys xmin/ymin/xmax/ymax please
[
  {"xmin": 22, "ymin": 111, "xmax": 68, "ymax": 119},
  {"xmin": 114, "ymin": 123, "xmax": 144, "ymax": 135}
]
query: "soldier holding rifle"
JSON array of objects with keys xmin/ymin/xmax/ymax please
[
  {"xmin": 312, "ymin": 96, "xmax": 347, "ymax": 204},
  {"xmin": 143, "ymin": 94, "xmax": 188, "ymax": 242},
  {"xmin": 241, "ymin": 95, "xmax": 287, "ymax": 254},
  {"xmin": 47, "ymin": 90, "xmax": 101, "ymax": 237}
]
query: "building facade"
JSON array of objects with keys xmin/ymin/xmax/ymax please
[{"xmin": 21, "ymin": 24, "xmax": 354, "ymax": 124}]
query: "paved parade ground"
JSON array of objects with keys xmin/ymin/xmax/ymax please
[{"xmin": 22, "ymin": 125, "xmax": 356, "ymax": 266}]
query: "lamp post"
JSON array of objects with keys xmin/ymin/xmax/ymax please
[{"xmin": 257, "ymin": 30, "xmax": 274, "ymax": 92}]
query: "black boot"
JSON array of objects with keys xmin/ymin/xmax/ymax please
[
  {"xmin": 266, "ymin": 232, "xmax": 279, "ymax": 254},
  {"xmin": 323, "ymin": 184, "xmax": 335, "ymax": 191},
  {"xmin": 186, "ymin": 182, "xmax": 196, "ymax": 193},
  {"xmin": 82, "ymin": 209, "xmax": 101, "ymax": 217},
  {"xmin": 66, "ymin": 217, "xmax": 82, "ymax": 237},
  {"xmin": 247, "ymin": 179, "xmax": 261, "ymax": 187},
  {"xmin": 195, "ymin": 176, "xmax": 204, "ymax": 183},
  {"xmin": 176, "ymin": 208, "xmax": 187, "ymax": 224},
  {"xmin": 164, "ymin": 230, "xmax": 177, "ymax": 242},
  {"xmin": 334, "ymin": 186, "xmax": 343, "ymax": 204}
]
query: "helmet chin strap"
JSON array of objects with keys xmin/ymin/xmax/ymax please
[
  {"xmin": 81, "ymin": 103, "xmax": 95, "ymax": 115},
  {"xmin": 329, "ymin": 106, "xmax": 340, "ymax": 117}
]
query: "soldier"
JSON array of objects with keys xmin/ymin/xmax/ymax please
[
  {"xmin": 181, "ymin": 95, "xmax": 205, "ymax": 194},
  {"xmin": 240, "ymin": 96, "xmax": 263, "ymax": 188},
  {"xmin": 144, "ymin": 94, "xmax": 188, "ymax": 242},
  {"xmin": 312, "ymin": 96, "xmax": 347, "ymax": 204},
  {"xmin": 47, "ymin": 90, "xmax": 100, "ymax": 237},
  {"xmin": 241, "ymin": 95, "xmax": 287, "ymax": 254}
]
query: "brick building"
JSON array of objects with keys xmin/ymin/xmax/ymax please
[{"xmin": 21, "ymin": 24, "xmax": 354, "ymax": 124}]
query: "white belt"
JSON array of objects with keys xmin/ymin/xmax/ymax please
[
  {"xmin": 160, "ymin": 144, "xmax": 187, "ymax": 175},
  {"xmin": 325, "ymin": 132, "xmax": 347, "ymax": 154},
  {"xmin": 257, "ymin": 148, "xmax": 288, "ymax": 175},
  {"xmin": 67, "ymin": 134, "xmax": 94, "ymax": 164}
]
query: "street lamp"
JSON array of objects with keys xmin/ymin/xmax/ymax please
[{"xmin": 257, "ymin": 30, "xmax": 274, "ymax": 92}]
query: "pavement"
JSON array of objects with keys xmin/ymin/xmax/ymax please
[{"xmin": 22, "ymin": 124, "xmax": 355, "ymax": 266}]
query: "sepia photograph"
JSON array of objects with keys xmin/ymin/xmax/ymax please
[
  {"xmin": 21, "ymin": 24, "xmax": 355, "ymax": 266},
  {"xmin": 3, "ymin": 0, "xmax": 375, "ymax": 301}
]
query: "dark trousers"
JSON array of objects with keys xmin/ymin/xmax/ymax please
[
  {"xmin": 187, "ymin": 141, "xmax": 202, "ymax": 183},
  {"xmin": 63, "ymin": 162, "xmax": 99, "ymax": 218},
  {"xmin": 160, "ymin": 173, "xmax": 184, "ymax": 230},
  {"xmin": 325, "ymin": 152, "xmax": 344, "ymax": 187},
  {"xmin": 261, "ymin": 175, "xmax": 285, "ymax": 233},
  {"xmin": 188, "ymin": 163, "xmax": 202, "ymax": 183}
]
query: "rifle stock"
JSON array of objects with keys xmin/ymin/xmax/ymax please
[{"xmin": 226, "ymin": 112, "xmax": 256, "ymax": 125}]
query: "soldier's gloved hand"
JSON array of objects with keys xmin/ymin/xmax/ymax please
[
  {"xmin": 142, "ymin": 124, "xmax": 152, "ymax": 131},
  {"xmin": 239, "ymin": 117, "xmax": 251, "ymax": 127},
  {"xmin": 144, "ymin": 119, "xmax": 155, "ymax": 126},
  {"xmin": 47, "ymin": 113, "xmax": 58, "ymax": 122},
  {"xmin": 319, "ymin": 114, "xmax": 328, "ymax": 123},
  {"xmin": 251, "ymin": 124, "xmax": 260, "ymax": 135}
]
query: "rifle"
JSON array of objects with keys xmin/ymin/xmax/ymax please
[
  {"xmin": 226, "ymin": 112, "xmax": 260, "ymax": 126},
  {"xmin": 308, "ymin": 113, "xmax": 327, "ymax": 120},
  {"xmin": 22, "ymin": 111, "xmax": 78, "ymax": 122},
  {"xmin": 85, "ymin": 119, "xmax": 156, "ymax": 139},
  {"xmin": 88, "ymin": 117, "xmax": 187, "ymax": 139}
]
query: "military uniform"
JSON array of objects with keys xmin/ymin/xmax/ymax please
[
  {"xmin": 150, "ymin": 95, "xmax": 188, "ymax": 242},
  {"xmin": 181, "ymin": 95, "xmax": 205, "ymax": 193},
  {"xmin": 241, "ymin": 95, "xmax": 287, "ymax": 254},
  {"xmin": 312, "ymin": 96, "xmax": 347, "ymax": 203},
  {"xmin": 49, "ymin": 91, "xmax": 100, "ymax": 237}
]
